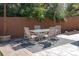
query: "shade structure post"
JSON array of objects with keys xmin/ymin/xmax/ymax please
[{"xmin": 3, "ymin": 3, "xmax": 7, "ymax": 35}]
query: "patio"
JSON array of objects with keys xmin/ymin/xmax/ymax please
[
  {"xmin": 0, "ymin": 31, "xmax": 79, "ymax": 56},
  {"xmin": 0, "ymin": 3, "xmax": 79, "ymax": 56},
  {"xmin": 32, "ymin": 33, "xmax": 79, "ymax": 56},
  {"xmin": 32, "ymin": 43, "xmax": 79, "ymax": 56}
]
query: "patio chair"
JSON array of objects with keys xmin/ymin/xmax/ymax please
[
  {"xmin": 54, "ymin": 25, "xmax": 61, "ymax": 35},
  {"xmin": 34, "ymin": 25, "xmax": 43, "ymax": 40},
  {"xmin": 44, "ymin": 27, "xmax": 55, "ymax": 38},
  {"xmin": 24, "ymin": 27, "xmax": 37, "ymax": 42},
  {"xmin": 34, "ymin": 25, "xmax": 41, "ymax": 29},
  {"xmin": 44, "ymin": 27, "xmax": 59, "ymax": 45}
]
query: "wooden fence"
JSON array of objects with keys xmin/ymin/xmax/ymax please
[{"xmin": 0, "ymin": 16, "xmax": 79, "ymax": 38}]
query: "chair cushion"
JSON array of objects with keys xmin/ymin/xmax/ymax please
[
  {"xmin": 31, "ymin": 35, "xmax": 37, "ymax": 38},
  {"xmin": 44, "ymin": 34, "xmax": 48, "ymax": 37}
]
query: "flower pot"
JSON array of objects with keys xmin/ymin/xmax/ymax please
[{"xmin": 0, "ymin": 35, "xmax": 11, "ymax": 41}]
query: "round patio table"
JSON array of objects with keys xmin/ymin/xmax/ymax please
[
  {"xmin": 30, "ymin": 29, "xmax": 49, "ymax": 33},
  {"xmin": 30, "ymin": 29, "xmax": 49, "ymax": 41}
]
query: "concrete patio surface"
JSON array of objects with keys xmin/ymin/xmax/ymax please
[
  {"xmin": 32, "ymin": 34, "xmax": 79, "ymax": 56},
  {"xmin": 32, "ymin": 43, "xmax": 79, "ymax": 56},
  {"xmin": 57, "ymin": 33, "xmax": 79, "ymax": 41},
  {"xmin": 0, "ymin": 33, "xmax": 79, "ymax": 56},
  {"xmin": 0, "ymin": 44, "xmax": 32, "ymax": 56}
]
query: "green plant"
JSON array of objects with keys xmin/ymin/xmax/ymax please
[
  {"xmin": 0, "ymin": 4, "xmax": 4, "ymax": 16},
  {"xmin": 66, "ymin": 3, "xmax": 79, "ymax": 16},
  {"xmin": 3, "ymin": 3, "xmax": 78, "ymax": 22},
  {"xmin": 34, "ymin": 4, "xmax": 46, "ymax": 22},
  {"xmin": 46, "ymin": 3, "xmax": 66, "ymax": 21}
]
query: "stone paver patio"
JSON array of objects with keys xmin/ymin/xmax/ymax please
[
  {"xmin": 32, "ymin": 34, "xmax": 79, "ymax": 56},
  {"xmin": 32, "ymin": 43, "xmax": 79, "ymax": 56},
  {"xmin": 0, "ymin": 44, "xmax": 32, "ymax": 56},
  {"xmin": 0, "ymin": 33, "xmax": 79, "ymax": 56}
]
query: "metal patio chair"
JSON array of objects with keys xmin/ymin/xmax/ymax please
[
  {"xmin": 44, "ymin": 27, "xmax": 60, "ymax": 45},
  {"xmin": 24, "ymin": 27, "xmax": 37, "ymax": 43},
  {"xmin": 34, "ymin": 25, "xmax": 43, "ymax": 41},
  {"xmin": 34, "ymin": 25, "xmax": 41, "ymax": 29},
  {"xmin": 55, "ymin": 25, "xmax": 61, "ymax": 35}
]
